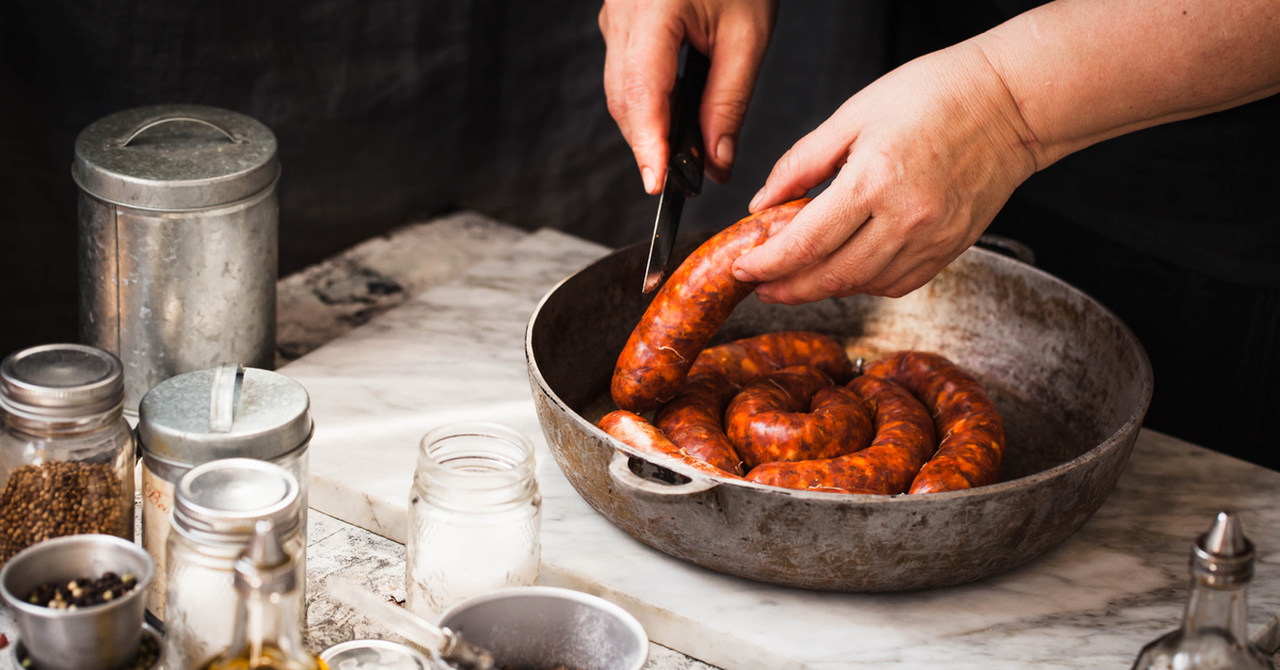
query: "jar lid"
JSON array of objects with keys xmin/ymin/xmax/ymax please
[
  {"xmin": 320, "ymin": 640, "xmax": 432, "ymax": 670},
  {"xmin": 72, "ymin": 104, "xmax": 279, "ymax": 211},
  {"xmin": 0, "ymin": 344, "xmax": 124, "ymax": 419},
  {"xmin": 172, "ymin": 459, "xmax": 301, "ymax": 541},
  {"xmin": 137, "ymin": 365, "xmax": 312, "ymax": 465}
]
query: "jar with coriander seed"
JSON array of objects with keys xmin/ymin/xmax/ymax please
[{"xmin": 0, "ymin": 344, "xmax": 135, "ymax": 565}]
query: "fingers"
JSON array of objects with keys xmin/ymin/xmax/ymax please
[
  {"xmin": 601, "ymin": 0, "xmax": 778, "ymax": 193},
  {"xmin": 732, "ymin": 116, "xmax": 866, "ymax": 284},
  {"xmin": 700, "ymin": 6, "xmax": 775, "ymax": 184},
  {"xmin": 601, "ymin": 2, "xmax": 684, "ymax": 194},
  {"xmin": 746, "ymin": 110, "xmax": 856, "ymax": 213}
]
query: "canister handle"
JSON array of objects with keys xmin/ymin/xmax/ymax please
[
  {"xmin": 210, "ymin": 363, "xmax": 244, "ymax": 432},
  {"xmin": 110, "ymin": 115, "xmax": 246, "ymax": 148}
]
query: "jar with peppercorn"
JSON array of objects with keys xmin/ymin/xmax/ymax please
[{"xmin": 0, "ymin": 344, "xmax": 135, "ymax": 564}]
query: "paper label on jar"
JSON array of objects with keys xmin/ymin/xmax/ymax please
[{"xmin": 141, "ymin": 464, "xmax": 175, "ymax": 620}]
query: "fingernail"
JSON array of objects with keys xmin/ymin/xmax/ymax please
[
  {"xmin": 748, "ymin": 188, "xmax": 764, "ymax": 211},
  {"xmin": 732, "ymin": 264, "xmax": 755, "ymax": 283},
  {"xmin": 715, "ymin": 135, "xmax": 736, "ymax": 165},
  {"xmin": 641, "ymin": 167, "xmax": 656, "ymax": 194}
]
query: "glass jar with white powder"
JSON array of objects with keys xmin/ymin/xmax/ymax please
[
  {"xmin": 164, "ymin": 458, "xmax": 305, "ymax": 669},
  {"xmin": 405, "ymin": 422, "xmax": 541, "ymax": 620}
]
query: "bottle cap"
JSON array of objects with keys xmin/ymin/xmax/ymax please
[{"xmin": 1191, "ymin": 510, "xmax": 1254, "ymax": 587}]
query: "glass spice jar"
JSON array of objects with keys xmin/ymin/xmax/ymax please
[
  {"xmin": 0, "ymin": 344, "xmax": 135, "ymax": 565},
  {"xmin": 164, "ymin": 458, "xmax": 305, "ymax": 670},
  {"xmin": 405, "ymin": 421, "xmax": 542, "ymax": 620}
]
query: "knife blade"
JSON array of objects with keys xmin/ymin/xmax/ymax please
[{"xmin": 643, "ymin": 46, "xmax": 711, "ymax": 294}]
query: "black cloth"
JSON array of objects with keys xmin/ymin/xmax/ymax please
[{"xmin": 893, "ymin": 1, "xmax": 1280, "ymax": 469}]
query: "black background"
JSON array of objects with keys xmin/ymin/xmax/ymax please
[{"xmin": 2, "ymin": 1, "xmax": 1277, "ymax": 468}]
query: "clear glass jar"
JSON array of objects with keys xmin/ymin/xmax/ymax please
[
  {"xmin": 164, "ymin": 458, "xmax": 305, "ymax": 670},
  {"xmin": 0, "ymin": 344, "xmax": 135, "ymax": 565},
  {"xmin": 406, "ymin": 421, "xmax": 541, "ymax": 620}
]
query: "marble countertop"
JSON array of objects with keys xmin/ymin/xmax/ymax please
[{"xmin": 3, "ymin": 213, "xmax": 1279, "ymax": 670}]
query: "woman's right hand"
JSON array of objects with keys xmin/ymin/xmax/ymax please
[{"xmin": 599, "ymin": 0, "xmax": 778, "ymax": 193}]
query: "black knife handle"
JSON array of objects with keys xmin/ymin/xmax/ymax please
[{"xmin": 668, "ymin": 46, "xmax": 710, "ymax": 198}]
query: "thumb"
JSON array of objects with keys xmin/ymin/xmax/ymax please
[{"xmin": 701, "ymin": 26, "xmax": 770, "ymax": 184}]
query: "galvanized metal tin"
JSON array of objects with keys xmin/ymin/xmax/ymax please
[
  {"xmin": 73, "ymin": 104, "xmax": 280, "ymax": 414},
  {"xmin": 135, "ymin": 364, "xmax": 311, "ymax": 623}
]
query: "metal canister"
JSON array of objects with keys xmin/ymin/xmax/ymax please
[
  {"xmin": 136, "ymin": 363, "xmax": 311, "ymax": 622},
  {"xmin": 73, "ymin": 104, "xmax": 280, "ymax": 415}
]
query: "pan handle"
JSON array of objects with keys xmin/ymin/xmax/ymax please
[
  {"xmin": 975, "ymin": 234, "xmax": 1036, "ymax": 265},
  {"xmin": 608, "ymin": 450, "xmax": 719, "ymax": 501}
]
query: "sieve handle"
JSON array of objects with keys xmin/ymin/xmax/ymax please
[
  {"xmin": 210, "ymin": 363, "xmax": 244, "ymax": 433},
  {"xmin": 110, "ymin": 115, "xmax": 246, "ymax": 148}
]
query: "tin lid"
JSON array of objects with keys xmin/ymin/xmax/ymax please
[
  {"xmin": 0, "ymin": 344, "xmax": 124, "ymax": 419},
  {"xmin": 137, "ymin": 364, "xmax": 312, "ymax": 465},
  {"xmin": 172, "ymin": 458, "xmax": 301, "ymax": 541},
  {"xmin": 72, "ymin": 104, "xmax": 279, "ymax": 211},
  {"xmin": 320, "ymin": 640, "xmax": 432, "ymax": 670}
]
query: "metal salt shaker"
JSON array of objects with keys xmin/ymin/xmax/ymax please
[
  {"xmin": 73, "ymin": 104, "xmax": 279, "ymax": 416},
  {"xmin": 137, "ymin": 363, "xmax": 312, "ymax": 623},
  {"xmin": 163, "ymin": 458, "xmax": 305, "ymax": 670}
]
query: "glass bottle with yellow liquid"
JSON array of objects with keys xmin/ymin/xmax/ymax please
[{"xmin": 202, "ymin": 520, "xmax": 326, "ymax": 670}]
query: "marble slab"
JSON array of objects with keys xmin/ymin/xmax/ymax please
[{"xmin": 277, "ymin": 223, "xmax": 1280, "ymax": 669}]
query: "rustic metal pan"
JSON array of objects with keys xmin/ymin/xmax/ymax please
[{"xmin": 525, "ymin": 231, "xmax": 1152, "ymax": 592}]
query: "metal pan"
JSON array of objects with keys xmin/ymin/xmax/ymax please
[{"xmin": 525, "ymin": 231, "xmax": 1152, "ymax": 591}]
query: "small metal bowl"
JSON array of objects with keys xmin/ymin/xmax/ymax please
[
  {"xmin": 0, "ymin": 534, "xmax": 155, "ymax": 670},
  {"xmin": 437, "ymin": 586, "xmax": 649, "ymax": 670}
]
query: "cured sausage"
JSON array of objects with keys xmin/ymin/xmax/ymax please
[
  {"xmin": 745, "ymin": 375, "xmax": 937, "ymax": 494},
  {"xmin": 597, "ymin": 410, "xmax": 742, "ymax": 479},
  {"xmin": 653, "ymin": 370, "xmax": 744, "ymax": 475},
  {"xmin": 862, "ymin": 351, "xmax": 1005, "ymax": 494},
  {"xmin": 611, "ymin": 199, "xmax": 811, "ymax": 413},
  {"xmin": 725, "ymin": 367, "xmax": 874, "ymax": 469},
  {"xmin": 689, "ymin": 331, "xmax": 855, "ymax": 386}
]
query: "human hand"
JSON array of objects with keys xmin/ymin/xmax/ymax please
[
  {"xmin": 732, "ymin": 42, "xmax": 1040, "ymax": 303},
  {"xmin": 599, "ymin": 0, "xmax": 778, "ymax": 193}
]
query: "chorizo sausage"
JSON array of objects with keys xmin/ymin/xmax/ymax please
[
  {"xmin": 725, "ymin": 367, "xmax": 874, "ymax": 469},
  {"xmin": 689, "ymin": 331, "xmax": 855, "ymax": 386},
  {"xmin": 653, "ymin": 370, "xmax": 744, "ymax": 475},
  {"xmin": 862, "ymin": 351, "xmax": 1005, "ymax": 494},
  {"xmin": 745, "ymin": 375, "xmax": 936, "ymax": 494},
  {"xmin": 597, "ymin": 410, "xmax": 742, "ymax": 479},
  {"xmin": 611, "ymin": 199, "xmax": 812, "ymax": 413}
]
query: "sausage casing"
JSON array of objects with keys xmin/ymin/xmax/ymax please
[
  {"xmin": 689, "ymin": 331, "xmax": 855, "ymax": 386},
  {"xmin": 725, "ymin": 367, "xmax": 874, "ymax": 468},
  {"xmin": 611, "ymin": 199, "xmax": 811, "ymax": 413},
  {"xmin": 862, "ymin": 351, "xmax": 1005, "ymax": 494},
  {"xmin": 653, "ymin": 370, "xmax": 744, "ymax": 475},
  {"xmin": 597, "ymin": 409, "xmax": 742, "ymax": 479},
  {"xmin": 745, "ymin": 374, "xmax": 936, "ymax": 494}
]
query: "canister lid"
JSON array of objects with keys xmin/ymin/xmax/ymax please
[
  {"xmin": 137, "ymin": 365, "xmax": 312, "ymax": 464},
  {"xmin": 320, "ymin": 640, "xmax": 432, "ymax": 670},
  {"xmin": 72, "ymin": 104, "xmax": 279, "ymax": 211},
  {"xmin": 172, "ymin": 458, "xmax": 301, "ymax": 541},
  {"xmin": 0, "ymin": 344, "xmax": 124, "ymax": 419}
]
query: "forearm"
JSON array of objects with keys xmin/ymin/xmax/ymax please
[{"xmin": 972, "ymin": 0, "xmax": 1280, "ymax": 168}]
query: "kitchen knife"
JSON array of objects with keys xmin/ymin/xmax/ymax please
[{"xmin": 643, "ymin": 46, "xmax": 711, "ymax": 294}]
